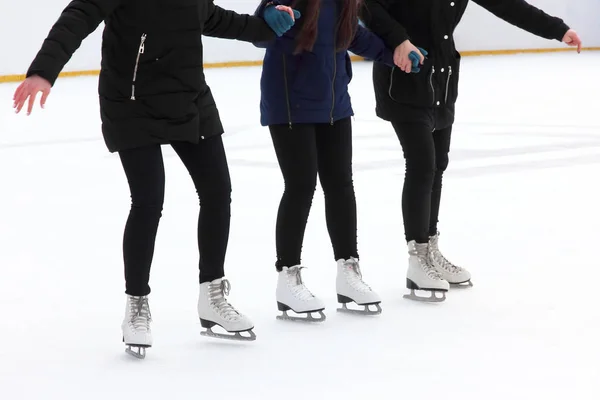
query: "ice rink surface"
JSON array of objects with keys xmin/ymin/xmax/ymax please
[{"xmin": 0, "ymin": 52, "xmax": 599, "ymax": 399}]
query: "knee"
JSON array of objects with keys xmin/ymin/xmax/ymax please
[
  {"xmin": 405, "ymin": 155, "xmax": 436, "ymax": 181},
  {"xmin": 436, "ymin": 153, "xmax": 449, "ymax": 173},
  {"xmin": 284, "ymin": 176, "xmax": 317, "ymax": 200},
  {"xmin": 198, "ymin": 182, "xmax": 232, "ymax": 207},
  {"xmin": 320, "ymin": 172, "xmax": 354, "ymax": 196},
  {"xmin": 130, "ymin": 197, "xmax": 164, "ymax": 219}
]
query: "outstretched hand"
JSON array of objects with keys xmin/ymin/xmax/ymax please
[
  {"xmin": 264, "ymin": 5, "xmax": 301, "ymax": 37},
  {"xmin": 13, "ymin": 75, "xmax": 51, "ymax": 115},
  {"xmin": 562, "ymin": 29, "xmax": 582, "ymax": 53}
]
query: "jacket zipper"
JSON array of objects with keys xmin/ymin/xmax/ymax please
[
  {"xmin": 130, "ymin": 33, "xmax": 147, "ymax": 101},
  {"xmin": 388, "ymin": 67, "xmax": 396, "ymax": 101},
  {"xmin": 330, "ymin": 48, "xmax": 337, "ymax": 125},
  {"xmin": 429, "ymin": 66, "xmax": 435, "ymax": 106},
  {"xmin": 444, "ymin": 66, "xmax": 452, "ymax": 103},
  {"xmin": 282, "ymin": 55, "xmax": 293, "ymax": 129}
]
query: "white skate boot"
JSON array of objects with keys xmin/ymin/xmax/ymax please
[
  {"xmin": 429, "ymin": 232, "xmax": 473, "ymax": 288},
  {"xmin": 404, "ymin": 241, "xmax": 450, "ymax": 302},
  {"xmin": 336, "ymin": 258, "xmax": 382, "ymax": 315},
  {"xmin": 276, "ymin": 265, "xmax": 326, "ymax": 322},
  {"xmin": 122, "ymin": 295, "xmax": 152, "ymax": 359},
  {"xmin": 198, "ymin": 278, "xmax": 256, "ymax": 341}
]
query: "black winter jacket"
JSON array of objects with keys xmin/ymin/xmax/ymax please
[
  {"xmin": 26, "ymin": 0, "xmax": 276, "ymax": 152},
  {"xmin": 361, "ymin": 0, "xmax": 570, "ymax": 127}
]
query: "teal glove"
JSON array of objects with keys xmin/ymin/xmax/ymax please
[
  {"xmin": 408, "ymin": 47, "xmax": 428, "ymax": 73},
  {"xmin": 264, "ymin": 6, "xmax": 301, "ymax": 37}
]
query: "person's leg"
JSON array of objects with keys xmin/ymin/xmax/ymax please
[
  {"xmin": 390, "ymin": 120, "xmax": 437, "ymax": 244},
  {"xmin": 314, "ymin": 117, "xmax": 358, "ymax": 261},
  {"xmin": 118, "ymin": 145, "xmax": 166, "ymax": 296},
  {"xmin": 315, "ymin": 117, "xmax": 381, "ymax": 312},
  {"xmin": 172, "ymin": 136, "xmax": 257, "ymax": 338},
  {"xmin": 427, "ymin": 125, "xmax": 473, "ymax": 286},
  {"xmin": 390, "ymin": 118, "xmax": 449, "ymax": 300},
  {"xmin": 118, "ymin": 144, "xmax": 164, "ymax": 354},
  {"xmin": 269, "ymin": 124, "xmax": 325, "ymax": 320},
  {"xmin": 269, "ymin": 124, "xmax": 319, "ymax": 270},
  {"xmin": 429, "ymin": 125, "xmax": 452, "ymax": 237},
  {"xmin": 170, "ymin": 136, "xmax": 231, "ymax": 284}
]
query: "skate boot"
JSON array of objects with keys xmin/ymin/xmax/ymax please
[
  {"xmin": 198, "ymin": 278, "xmax": 256, "ymax": 341},
  {"xmin": 122, "ymin": 295, "xmax": 152, "ymax": 359},
  {"xmin": 428, "ymin": 232, "xmax": 473, "ymax": 288},
  {"xmin": 336, "ymin": 258, "xmax": 382, "ymax": 315},
  {"xmin": 404, "ymin": 241, "xmax": 450, "ymax": 302},
  {"xmin": 276, "ymin": 265, "xmax": 326, "ymax": 322}
]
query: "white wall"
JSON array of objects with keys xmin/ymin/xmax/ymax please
[{"xmin": 1, "ymin": 0, "xmax": 598, "ymax": 77}]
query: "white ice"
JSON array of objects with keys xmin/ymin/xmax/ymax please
[{"xmin": 0, "ymin": 52, "xmax": 599, "ymax": 399}]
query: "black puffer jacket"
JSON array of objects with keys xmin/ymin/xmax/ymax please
[
  {"xmin": 26, "ymin": 0, "xmax": 275, "ymax": 152},
  {"xmin": 361, "ymin": 0, "xmax": 570, "ymax": 127}
]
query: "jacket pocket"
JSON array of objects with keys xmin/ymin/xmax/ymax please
[
  {"xmin": 442, "ymin": 52, "xmax": 461, "ymax": 106},
  {"xmin": 387, "ymin": 58, "xmax": 435, "ymax": 107}
]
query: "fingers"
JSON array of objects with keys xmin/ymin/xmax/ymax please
[
  {"xmin": 14, "ymin": 84, "xmax": 29, "ymax": 114},
  {"xmin": 41, "ymin": 89, "xmax": 50, "ymax": 109},
  {"xmin": 275, "ymin": 5, "xmax": 294, "ymax": 20},
  {"xmin": 27, "ymin": 91, "xmax": 38, "ymax": 115}
]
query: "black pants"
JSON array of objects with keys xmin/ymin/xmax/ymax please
[
  {"xmin": 269, "ymin": 117, "xmax": 358, "ymax": 270},
  {"xmin": 118, "ymin": 136, "xmax": 231, "ymax": 296},
  {"xmin": 391, "ymin": 119, "xmax": 452, "ymax": 244}
]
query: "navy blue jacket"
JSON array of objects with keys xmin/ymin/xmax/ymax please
[{"xmin": 255, "ymin": 0, "xmax": 394, "ymax": 127}]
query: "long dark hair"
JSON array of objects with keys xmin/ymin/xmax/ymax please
[{"xmin": 292, "ymin": 0, "xmax": 362, "ymax": 54}]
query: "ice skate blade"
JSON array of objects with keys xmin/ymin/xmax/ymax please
[
  {"xmin": 276, "ymin": 309, "xmax": 326, "ymax": 323},
  {"xmin": 450, "ymin": 280, "xmax": 473, "ymax": 289},
  {"xmin": 403, "ymin": 289, "xmax": 446, "ymax": 303},
  {"xmin": 201, "ymin": 327, "xmax": 256, "ymax": 341},
  {"xmin": 337, "ymin": 302, "xmax": 382, "ymax": 316},
  {"xmin": 125, "ymin": 345, "xmax": 149, "ymax": 359}
]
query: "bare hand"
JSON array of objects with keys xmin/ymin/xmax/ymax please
[
  {"xmin": 394, "ymin": 40, "xmax": 425, "ymax": 73},
  {"xmin": 13, "ymin": 75, "xmax": 52, "ymax": 115},
  {"xmin": 563, "ymin": 29, "xmax": 582, "ymax": 53},
  {"xmin": 275, "ymin": 5, "xmax": 296, "ymax": 21}
]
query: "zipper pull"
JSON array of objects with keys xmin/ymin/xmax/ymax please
[{"xmin": 139, "ymin": 34, "xmax": 147, "ymax": 54}]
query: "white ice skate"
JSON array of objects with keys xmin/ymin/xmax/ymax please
[
  {"xmin": 122, "ymin": 295, "xmax": 152, "ymax": 359},
  {"xmin": 336, "ymin": 258, "xmax": 382, "ymax": 315},
  {"xmin": 198, "ymin": 278, "xmax": 256, "ymax": 341},
  {"xmin": 404, "ymin": 241, "xmax": 450, "ymax": 302},
  {"xmin": 429, "ymin": 232, "xmax": 473, "ymax": 288},
  {"xmin": 276, "ymin": 265, "xmax": 326, "ymax": 322}
]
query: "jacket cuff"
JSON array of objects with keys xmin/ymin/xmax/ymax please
[
  {"xmin": 552, "ymin": 21, "xmax": 570, "ymax": 41},
  {"xmin": 388, "ymin": 30, "xmax": 410, "ymax": 50},
  {"xmin": 26, "ymin": 65, "xmax": 60, "ymax": 87}
]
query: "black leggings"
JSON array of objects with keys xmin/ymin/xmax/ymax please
[
  {"xmin": 391, "ymin": 120, "xmax": 452, "ymax": 244},
  {"xmin": 118, "ymin": 136, "xmax": 231, "ymax": 296},
  {"xmin": 269, "ymin": 117, "xmax": 358, "ymax": 270}
]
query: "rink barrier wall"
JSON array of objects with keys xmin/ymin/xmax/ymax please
[{"xmin": 0, "ymin": 47, "xmax": 598, "ymax": 84}]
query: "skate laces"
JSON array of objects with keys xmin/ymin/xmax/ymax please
[
  {"xmin": 343, "ymin": 259, "xmax": 372, "ymax": 293},
  {"xmin": 127, "ymin": 296, "xmax": 151, "ymax": 331},
  {"xmin": 412, "ymin": 243, "xmax": 443, "ymax": 280},
  {"xmin": 429, "ymin": 235, "xmax": 461, "ymax": 274},
  {"xmin": 287, "ymin": 266, "xmax": 317, "ymax": 302},
  {"xmin": 208, "ymin": 279, "xmax": 241, "ymax": 322}
]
